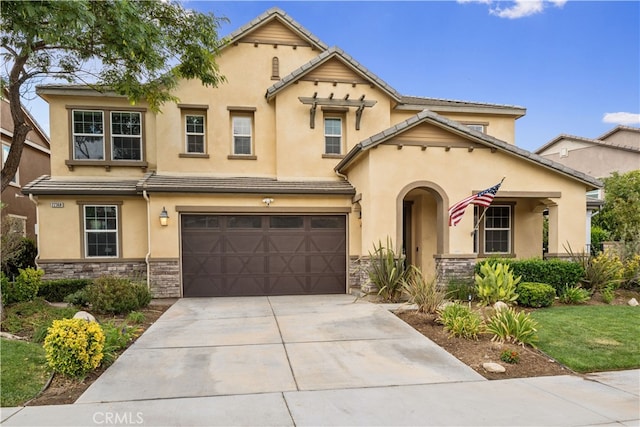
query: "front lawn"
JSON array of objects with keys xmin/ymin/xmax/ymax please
[
  {"xmin": 531, "ymin": 305, "xmax": 640, "ymax": 373},
  {"xmin": 0, "ymin": 339, "xmax": 50, "ymax": 407}
]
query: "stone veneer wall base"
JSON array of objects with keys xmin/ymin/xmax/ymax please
[{"xmin": 148, "ymin": 259, "xmax": 181, "ymax": 298}]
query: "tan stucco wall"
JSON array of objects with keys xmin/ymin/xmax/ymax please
[
  {"xmin": 37, "ymin": 196, "xmax": 148, "ymax": 260},
  {"xmin": 539, "ymin": 145, "xmax": 640, "ymax": 178}
]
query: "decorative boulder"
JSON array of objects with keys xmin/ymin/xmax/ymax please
[
  {"xmin": 73, "ymin": 311, "xmax": 97, "ymax": 322},
  {"xmin": 483, "ymin": 362, "xmax": 506, "ymax": 373},
  {"xmin": 493, "ymin": 301, "xmax": 509, "ymax": 312},
  {"xmin": 628, "ymin": 298, "xmax": 638, "ymax": 307}
]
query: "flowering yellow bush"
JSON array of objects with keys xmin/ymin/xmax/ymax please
[
  {"xmin": 623, "ymin": 254, "xmax": 640, "ymax": 288},
  {"xmin": 43, "ymin": 318, "xmax": 105, "ymax": 377}
]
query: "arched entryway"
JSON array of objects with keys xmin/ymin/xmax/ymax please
[{"xmin": 396, "ymin": 182, "xmax": 449, "ymax": 275}]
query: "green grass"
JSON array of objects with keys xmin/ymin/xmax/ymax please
[
  {"xmin": 1, "ymin": 298, "xmax": 77, "ymax": 342},
  {"xmin": 0, "ymin": 338, "xmax": 50, "ymax": 407},
  {"xmin": 531, "ymin": 306, "xmax": 640, "ymax": 373}
]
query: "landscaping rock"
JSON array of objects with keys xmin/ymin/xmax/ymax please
[
  {"xmin": 73, "ymin": 311, "xmax": 96, "ymax": 322},
  {"xmin": 483, "ymin": 362, "xmax": 506, "ymax": 373},
  {"xmin": 493, "ymin": 301, "xmax": 509, "ymax": 311},
  {"xmin": 628, "ymin": 298, "xmax": 638, "ymax": 307}
]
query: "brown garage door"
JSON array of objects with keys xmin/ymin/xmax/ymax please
[{"xmin": 181, "ymin": 214, "xmax": 346, "ymax": 297}]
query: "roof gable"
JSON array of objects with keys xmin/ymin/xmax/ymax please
[
  {"xmin": 336, "ymin": 110, "xmax": 602, "ymax": 189},
  {"xmin": 597, "ymin": 125, "xmax": 640, "ymax": 141},
  {"xmin": 266, "ymin": 47, "xmax": 402, "ymax": 102},
  {"xmin": 225, "ymin": 7, "xmax": 327, "ymax": 51}
]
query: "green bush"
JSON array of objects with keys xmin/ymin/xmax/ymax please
[
  {"xmin": 486, "ymin": 307, "xmax": 538, "ymax": 347},
  {"xmin": 446, "ymin": 278, "xmax": 476, "ymax": 302},
  {"xmin": 516, "ymin": 282, "xmax": 556, "ymax": 308},
  {"xmin": 401, "ymin": 266, "xmax": 444, "ymax": 314},
  {"xmin": 1, "ymin": 267, "xmax": 43, "ymax": 305},
  {"xmin": 558, "ymin": 285, "xmax": 591, "ymax": 304},
  {"xmin": 437, "ymin": 303, "xmax": 483, "ymax": 340},
  {"xmin": 38, "ymin": 279, "xmax": 92, "ymax": 302},
  {"xmin": 63, "ymin": 288, "xmax": 90, "ymax": 307},
  {"xmin": 475, "ymin": 258, "xmax": 584, "ymax": 293},
  {"xmin": 500, "ymin": 349, "xmax": 520, "ymax": 364},
  {"xmin": 367, "ymin": 238, "xmax": 407, "ymax": 302},
  {"xmin": 43, "ymin": 318, "xmax": 105, "ymax": 377},
  {"xmin": 601, "ymin": 286, "xmax": 615, "ymax": 304},
  {"xmin": 101, "ymin": 321, "xmax": 137, "ymax": 366},
  {"xmin": 86, "ymin": 276, "xmax": 152, "ymax": 314},
  {"xmin": 475, "ymin": 262, "xmax": 520, "ymax": 306},
  {"xmin": 1, "ymin": 238, "xmax": 37, "ymax": 279}
]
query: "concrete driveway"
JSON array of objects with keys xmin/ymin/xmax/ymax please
[
  {"xmin": 77, "ymin": 295, "xmax": 484, "ymax": 402},
  {"xmin": 2, "ymin": 295, "xmax": 639, "ymax": 426}
]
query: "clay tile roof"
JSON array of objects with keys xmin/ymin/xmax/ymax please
[
  {"xmin": 21, "ymin": 175, "xmax": 139, "ymax": 195},
  {"xmin": 138, "ymin": 174, "xmax": 356, "ymax": 195}
]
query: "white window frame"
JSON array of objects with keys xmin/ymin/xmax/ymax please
[
  {"xmin": 324, "ymin": 117, "xmax": 343, "ymax": 155},
  {"xmin": 83, "ymin": 205, "xmax": 119, "ymax": 258},
  {"xmin": 72, "ymin": 110, "xmax": 105, "ymax": 161},
  {"xmin": 111, "ymin": 111, "xmax": 142, "ymax": 161},
  {"xmin": 232, "ymin": 115, "xmax": 253, "ymax": 155},
  {"xmin": 484, "ymin": 205, "xmax": 512, "ymax": 254},
  {"xmin": 2, "ymin": 143, "xmax": 19, "ymax": 185},
  {"xmin": 185, "ymin": 114, "xmax": 206, "ymax": 154},
  {"xmin": 466, "ymin": 124, "xmax": 486, "ymax": 133}
]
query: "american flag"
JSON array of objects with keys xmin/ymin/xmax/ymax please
[{"xmin": 448, "ymin": 179, "xmax": 504, "ymax": 227}]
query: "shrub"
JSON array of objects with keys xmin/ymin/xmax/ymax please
[
  {"xmin": 401, "ymin": 266, "xmax": 444, "ymax": 314},
  {"xmin": 486, "ymin": 307, "xmax": 538, "ymax": 347},
  {"xmin": 476, "ymin": 258, "xmax": 584, "ymax": 293},
  {"xmin": 437, "ymin": 303, "xmax": 483, "ymax": 340},
  {"xmin": 367, "ymin": 238, "xmax": 407, "ymax": 302},
  {"xmin": 101, "ymin": 321, "xmax": 137, "ymax": 366},
  {"xmin": 558, "ymin": 285, "xmax": 591, "ymax": 304},
  {"xmin": 127, "ymin": 311, "xmax": 146, "ymax": 324},
  {"xmin": 1, "ymin": 237, "xmax": 37, "ymax": 279},
  {"xmin": 516, "ymin": 282, "xmax": 556, "ymax": 308},
  {"xmin": 2, "ymin": 267, "xmax": 43, "ymax": 305},
  {"xmin": 601, "ymin": 286, "xmax": 615, "ymax": 304},
  {"xmin": 86, "ymin": 276, "xmax": 152, "ymax": 314},
  {"xmin": 446, "ymin": 278, "xmax": 476, "ymax": 302},
  {"xmin": 474, "ymin": 262, "xmax": 520, "ymax": 306},
  {"xmin": 43, "ymin": 318, "xmax": 105, "ymax": 377},
  {"xmin": 63, "ymin": 288, "xmax": 90, "ymax": 307},
  {"xmin": 38, "ymin": 279, "xmax": 92, "ymax": 302},
  {"xmin": 622, "ymin": 254, "xmax": 640, "ymax": 289},
  {"xmin": 500, "ymin": 349, "xmax": 520, "ymax": 364}
]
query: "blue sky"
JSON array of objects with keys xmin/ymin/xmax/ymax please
[{"xmin": 24, "ymin": 0, "xmax": 639, "ymax": 152}]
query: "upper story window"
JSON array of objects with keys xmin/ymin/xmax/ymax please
[
  {"xmin": 67, "ymin": 107, "xmax": 147, "ymax": 170},
  {"xmin": 271, "ymin": 57, "xmax": 280, "ymax": 80},
  {"xmin": 324, "ymin": 117, "xmax": 343, "ymax": 155},
  {"xmin": 2, "ymin": 143, "xmax": 18, "ymax": 185},
  {"xmin": 466, "ymin": 124, "xmax": 486, "ymax": 133},
  {"xmin": 111, "ymin": 111, "xmax": 142, "ymax": 160},
  {"xmin": 232, "ymin": 115, "xmax": 252, "ymax": 155},
  {"xmin": 185, "ymin": 115, "xmax": 205, "ymax": 154}
]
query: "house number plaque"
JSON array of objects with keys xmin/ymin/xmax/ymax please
[{"xmin": 50, "ymin": 202, "xmax": 64, "ymax": 208}]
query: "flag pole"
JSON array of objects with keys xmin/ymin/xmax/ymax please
[{"xmin": 470, "ymin": 177, "xmax": 505, "ymax": 236}]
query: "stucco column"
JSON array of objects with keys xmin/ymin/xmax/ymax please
[{"xmin": 547, "ymin": 205, "xmax": 559, "ymax": 256}]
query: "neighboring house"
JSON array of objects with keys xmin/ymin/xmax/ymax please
[
  {"xmin": 535, "ymin": 126, "xmax": 640, "ymax": 250},
  {"xmin": 1, "ymin": 92, "xmax": 51, "ymax": 240},
  {"xmin": 23, "ymin": 8, "xmax": 601, "ymax": 298}
]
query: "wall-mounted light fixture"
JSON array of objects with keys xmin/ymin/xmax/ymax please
[
  {"xmin": 159, "ymin": 207, "xmax": 169, "ymax": 226},
  {"xmin": 262, "ymin": 197, "xmax": 274, "ymax": 207}
]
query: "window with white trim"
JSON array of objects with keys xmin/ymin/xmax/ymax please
[
  {"xmin": 232, "ymin": 116, "xmax": 252, "ymax": 155},
  {"xmin": 185, "ymin": 114, "xmax": 205, "ymax": 153},
  {"xmin": 84, "ymin": 205, "xmax": 118, "ymax": 257},
  {"xmin": 324, "ymin": 117, "xmax": 342, "ymax": 155},
  {"xmin": 111, "ymin": 111, "xmax": 142, "ymax": 160},
  {"xmin": 2, "ymin": 144, "xmax": 18, "ymax": 184},
  {"xmin": 474, "ymin": 205, "xmax": 514, "ymax": 256},
  {"xmin": 466, "ymin": 124, "xmax": 486, "ymax": 133},
  {"xmin": 484, "ymin": 205, "xmax": 511, "ymax": 254}
]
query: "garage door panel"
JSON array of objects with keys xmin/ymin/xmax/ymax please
[{"xmin": 182, "ymin": 214, "xmax": 346, "ymax": 297}]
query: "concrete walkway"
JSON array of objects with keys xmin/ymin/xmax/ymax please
[{"xmin": 2, "ymin": 295, "xmax": 639, "ymax": 426}]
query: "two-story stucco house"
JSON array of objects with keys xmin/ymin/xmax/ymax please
[{"xmin": 23, "ymin": 8, "xmax": 601, "ymax": 298}]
